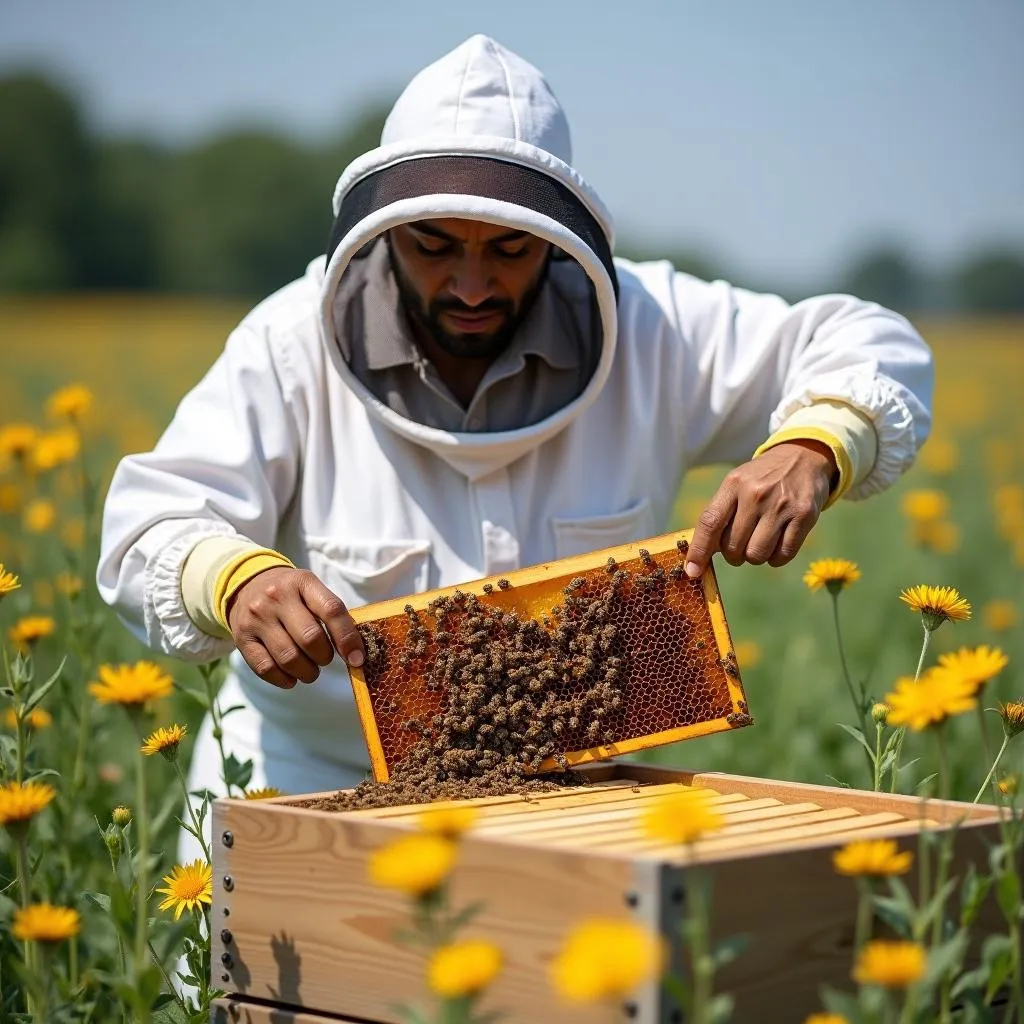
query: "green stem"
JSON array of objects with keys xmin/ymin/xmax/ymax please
[
  {"xmin": 70, "ymin": 686, "xmax": 92, "ymax": 794},
  {"xmin": 149, "ymin": 938, "xmax": 190, "ymax": 1018},
  {"xmin": 201, "ymin": 665, "xmax": 234, "ymax": 797},
  {"xmin": 689, "ymin": 870, "xmax": 713, "ymax": 1023},
  {"xmin": 133, "ymin": 740, "xmax": 151, "ymax": 1022},
  {"xmin": 931, "ymin": 729, "xmax": 953, "ymax": 951},
  {"xmin": 976, "ymin": 701, "xmax": 995, "ymax": 762},
  {"xmin": 14, "ymin": 716, "xmax": 26, "ymax": 784},
  {"xmin": 173, "ymin": 757, "xmax": 211, "ymax": 862},
  {"xmin": 890, "ymin": 625, "xmax": 933, "ymax": 794},
  {"xmin": 855, "ymin": 878, "xmax": 873, "ymax": 950},
  {"xmin": 15, "ymin": 831, "xmax": 39, "ymax": 1017},
  {"xmin": 874, "ymin": 723, "xmax": 884, "ymax": 792},
  {"xmin": 975, "ymin": 734, "xmax": 1011, "ymax": 804},
  {"xmin": 831, "ymin": 593, "xmax": 870, "ymax": 745}
]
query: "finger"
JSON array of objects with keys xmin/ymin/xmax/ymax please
[
  {"xmin": 743, "ymin": 515, "xmax": 787, "ymax": 566},
  {"xmin": 299, "ymin": 572, "xmax": 366, "ymax": 669},
  {"xmin": 768, "ymin": 507, "xmax": 819, "ymax": 567},
  {"xmin": 278, "ymin": 602, "xmax": 335, "ymax": 670},
  {"xmin": 262, "ymin": 621, "xmax": 321, "ymax": 684},
  {"xmin": 686, "ymin": 485, "xmax": 738, "ymax": 577},
  {"xmin": 236, "ymin": 636, "xmax": 297, "ymax": 689},
  {"xmin": 718, "ymin": 497, "xmax": 763, "ymax": 567}
]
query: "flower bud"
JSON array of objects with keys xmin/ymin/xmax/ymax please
[
  {"xmin": 997, "ymin": 774, "xmax": 1019, "ymax": 798},
  {"xmin": 871, "ymin": 702, "xmax": 890, "ymax": 725},
  {"xmin": 112, "ymin": 805, "xmax": 132, "ymax": 827},
  {"xmin": 103, "ymin": 824, "xmax": 123, "ymax": 859}
]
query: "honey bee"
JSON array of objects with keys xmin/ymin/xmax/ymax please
[
  {"xmin": 676, "ymin": 538, "xmax": 689, "ymax": 555},
  {"xmin": 497, "ymin": 578, "xmax": 511, "ymax": 591},
  {"xmin": 482, "ymin": 583, "xmax": 494, "ymax": 594}
]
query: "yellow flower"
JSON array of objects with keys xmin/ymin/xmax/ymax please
[
  {"xmin": 733, "ymin": 640, "xmax": 762, "ymax": 669},
  {"xmin": 833, "ymin": 839, "xmax": 913, "ymax": 877},
  {"xmin": 0, "ymin": 423, "xmax": 38, "ymax": 461},
  {"xmin": 368, "ymin": 833, "xmax": 456, "ymax": 897},
  {"xmin": 803, "ymin": 558, "xmax": 861, "ymax": 594},
  {"xmin": 900, "ymin": 489, "xmax": 949, "ymax": 522},
  {"xmin": 982, "ymin": 600, "xmax": 1017, "ymax": 633},
  {"xmin": 428, "ymin": 940, "xmax": 503, "ymax": 998},
  {"xmin": 155, "ymin": 860, "xmax": 213, "ymax": 920},
  {"xmin": 918, "ymin": 437, "xmax": 958, "ymax": 476},
  {"xmin": 56, "ymin": 571, "xmax": 83, "ymax": 598},
  {"xmin": 884, "ymin": 669, "xmax": 976, "ymax": 731},
  {"xmin": 911, "ymin": 519, "xmax": 960, "ymax": 555},
  {"xmin": 23, "ymin": 498, "xmax": 56, "ymax": 533},
  {"xmin": 0, "ymin": 483, "xmax": 21, "ymax": 513},
  {"xmin": 46, "ymin": 384, "xmax": 93, "ymax": 421},
  {"xmin": 112, "ymin": 805, "xmax": 132, "ymax": 826},
  {"xmin": 899, "ymin": 584, "xmax": 971, "ymax": 630},
  {"xmin": 640, "ymin": 788, "xmax": 724, "ymax": 845},
  {"xmin": 30, "ymin": 427, "xmax": 80, "ymax": 473},
  {"xmin": 88, "ymin": 661, "xmax": 174, "ymax": 707},
  {"xmin": 419, "ymin": 804, "xmax": 479, "ymax": 839},
  {"xmin": 4, "ymin": 707, "xmax": 53, "ymax": 730},
  {"xmin": 243, "ymin": 787, "xmax": 283, "ymax": 800},
  {"xmin": 12, "ymin": 903, "xmax": 81, "ymax": 943},
  {"xmin": 9, "ymin": 615, "xmax": 56, "ymax": 650},
  {"xmin": 0, "ymin": 565, "xmax": 20, "ymax": 599},
  {"xmin": 997, "ymin": 774, "xmax": 1019, "ymax": 798},
  {"xmin": 140, "ymin": 723, "xmax": 187, "ymax": 760},
  {"xmin": 853, "ymin": 940, "xmax": 926, "ymax": 988},
  {"xmin": 871, "ymin": 702, "xmax": 890, "ymax": 725},
  {"xmin": 934, "ymin": 646, "xmax": 1008, "ymax": 695},
  {"xmin": 0, "ymin": 781, "xmax": 57, "ymax": 826},
  {"xmin": 804, "ymin": 1016, "xmax": 849, "ymax": 1024},
  {"xmin": 997, "ymin": 701, "xmax": 1024, "ymax": 739},
  {"xmin": 550, "ymin": 918, "xmax": 666, "ymax": 1003}
]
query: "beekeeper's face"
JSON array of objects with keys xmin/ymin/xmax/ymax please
[{"xmin": 387, "ymin": 218, "xmax": 551, "ymax": 359}]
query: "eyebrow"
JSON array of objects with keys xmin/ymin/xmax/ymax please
[{"xmin": 408, "ymin": 222, "xmax": 529, "ymax": 245}]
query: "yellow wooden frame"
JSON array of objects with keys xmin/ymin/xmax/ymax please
[{"xmin": 348, "ymin": 529, "xmax": 748, "ymax": 782}]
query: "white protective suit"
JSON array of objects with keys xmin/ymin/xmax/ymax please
[{"xmin": 97, "ymin": 36, "xmax": 933, "ymax": 853}]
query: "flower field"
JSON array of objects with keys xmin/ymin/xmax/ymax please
[{"xmin": 0, "ymin": 296, "xmax": 1022, "ymax": 1020}]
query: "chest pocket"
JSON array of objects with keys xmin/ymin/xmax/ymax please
[
  {"xmin": 304, "ymin": 537, "xmax": 432, "ymax": 609},
  {"xmin": 551, "ymin": 497, "xmax": 654, "ymax": 560}
]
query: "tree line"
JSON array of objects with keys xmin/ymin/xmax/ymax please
[{"xmin": 1, "ymin": 72, "xmax": 1022, "ymax": 313}]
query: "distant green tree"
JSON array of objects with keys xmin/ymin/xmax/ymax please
[
  {"xmin": 842, "ymin": 246, "xmax": 923, "ymax": 313},
  {"xmin": 0, "ymin": 73, "xmax": 95, "ymax": 289},
  {"xmin": 953, "ymin": 249, "xmax": 1024, "ymax": 313}
]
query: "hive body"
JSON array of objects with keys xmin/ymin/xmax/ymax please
[{"xmin": 211, "ymin": 763, "xmax": 1005, "ymax": 1023}]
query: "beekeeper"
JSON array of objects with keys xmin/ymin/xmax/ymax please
[{"xmin": 97, "ymin": 35, "xmax": 933, "ymax": 814}]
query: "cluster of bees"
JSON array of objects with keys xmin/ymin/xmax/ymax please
[{"xmin": 317, "ymin": 540, "xmax": 721, "ymax": 812}]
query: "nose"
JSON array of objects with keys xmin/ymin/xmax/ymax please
[{"xmin": 447, "ymin": 256, "xmax": 493, "ymax": 308}]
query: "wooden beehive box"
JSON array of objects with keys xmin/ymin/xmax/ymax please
[{"xmin": 210, "ymin": 763, "xmax": 1005, "ymax": 1023}]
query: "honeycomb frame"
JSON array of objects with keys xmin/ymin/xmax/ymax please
[{"xmin": 348, "ymin": 529, "xmax": 750, "ymax": 782}]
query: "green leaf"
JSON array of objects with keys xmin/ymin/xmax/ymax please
[
  {"xmin": 219, "ymin": 703, "xmax": 247, "ymax": 716},
  {"xmin": 982, "ymin": 934, "xmax": 1014, "ymax": 1003},
  {"xmin": 836, "ymin": 723, "xmax": 876, "ymax": 760},
  {"xmin": 960, "ymin": 863, "xmax": 993, "ymax": 929},
  {"xmin": 711, "ymin": 933, "xmax": 750, "ymax": 970},
  {"xmin": 173, "ymin": 683, "xmax": 210, "ymax": 710},
  {"xmin": 820, "ymin": 985, "xmax": 864, "ymax": 1021},
  {"xmin": 995, "ymin": 870, "xmax": 1021, "ymax": 920},
  {"xmin": 708, "ymin": 993, "xmax": 735, "ymax": 1024},
  {"xmin": 83, "ymin": 891, "xmax": 111, "ymax": 914},
  {"xmin": 223, "ymin": 753, "xmax": 253, "ymax": 791},
  {"xmin": 924, "ymin": 932, "xmax": 969, "ymax": 988},
  {"xmin": 23, "ymin": 656, "xmax": 67, "ymax": 714}
]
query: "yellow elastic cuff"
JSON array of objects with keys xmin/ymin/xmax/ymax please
[
  {"xmin": 753, "ymin": 426, "xmax": 854, "ymax": 509},
  {"xmin": 212, "ymin": 549, "xmax": 295, "ymax": 632}
]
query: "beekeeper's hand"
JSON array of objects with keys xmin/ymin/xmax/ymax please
[
  {"xmin": 684, "ymin": 439, "xmax": 836, "ymax": 576},
  {"xmin": 226, "ymin": 567, "xmax": 367, "ymax": 688}
]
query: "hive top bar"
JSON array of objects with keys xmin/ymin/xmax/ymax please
[{"xmin": 348, "ymin": 530, "xmax": 751, "ymax": 783}]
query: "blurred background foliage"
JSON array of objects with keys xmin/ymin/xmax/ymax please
[{"xmin": 2, "ymin": 70, "xmax": 1023, "ymax": 311}]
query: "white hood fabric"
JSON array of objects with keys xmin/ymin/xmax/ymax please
[{"xmin": 97, "ymin": 35, "xmax": 934, "ymax": 804}]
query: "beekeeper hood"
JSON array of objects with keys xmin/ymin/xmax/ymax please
[{"xmin": 320, "ymin": 34, "xmax": 619, "ymax": 479}]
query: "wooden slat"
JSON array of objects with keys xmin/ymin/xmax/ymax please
[{"xmin": 212, "ymin": 999, "xmax": 360, "ymax": 1023}]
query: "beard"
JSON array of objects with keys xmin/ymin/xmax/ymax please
[{"xmin": 387, "ymin": 237, "xmax": 551, "ymax": 360}]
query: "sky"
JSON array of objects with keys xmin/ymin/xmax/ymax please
[{"xmin": 3, "ymin": 0, "xmax": 1022, "ymax": 290}]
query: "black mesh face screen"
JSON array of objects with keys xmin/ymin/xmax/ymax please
[{"xmin": 327, "ymin": 156, "xmax": 619, "ymax": 299}]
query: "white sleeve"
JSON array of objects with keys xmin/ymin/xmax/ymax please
[
  {"xmin": 668, "ymin": 271, "xmax": 934, "ymax": 499},
  {"xmin": 96, "ymin": 324, "xmax": 303, "ymax": 662}
]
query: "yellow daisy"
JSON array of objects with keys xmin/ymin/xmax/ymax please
[
  {"xmin": 833, "ymin": 839, "xmax": 912, "ymax": 877},
  {"xmin": 900, "ymin": 489, "xmax": 949, "ymax": 522},
  {"xmin": 156, "ymin": 860, "xmax": 213, "ymax": 920},
  {"xmin": 871, "ymin": 702, "xmax": 890, "ymax": 725},
  {"xmin": 899, "ymin": 585, "xmax": 971, "ymax": 631},
  {"xmin": 368, "ymin": 833, "xmax": 456, "ymax": 897},
  {"xmin": 803, "ymin": 558, "xmax": 861, "ymax": 594},
  {"xmin": 982, "ymin": 600, "xmax": 1017, "ymax": 633},
  {"xmin": 9, "ymin": 616, "xmax": 56, "ymax": 650},
  {"xmin": 853, "ymin": 940, "xmax": 926, "ymax": 988},
  {"xmin": 0, "ymin": 781, "xmax": 57, "ymax": 826},
  {"xmin": 88, "ymin": 661, "xmax": 174, "ymax": 707},
  {"xmin": 140, "ymin": 723, "xmax": 187, "ymax": 760},
  {"xmin": 640, "ymin": 788, "xmax": 724, "ymax": 845},
  {"xmin": 46, "ymin": 384, "xmax": 93, "ymax": 422},
  {"xmin": 550, "ymin": 918, "xmax": 665, "ymax": 1003},
  {"xmin": 419, "ymin": 804, "xmax": 479, "ymax": 839},
  {"xmin": 884, "ymin": 669, "xmax": 976, "ymax": 731},
  {"xmin": 803, "ymin": 1016, "xmax": 849, "ymax": 1024},
  {"xmin": 934, "ymin": 646, "xmax": 1008, "ymax": 695},
  {"xmin": 12, "ymin": 903, "xmax": 81, "ymax": 943},
  {"xmin": 4, "ymin": 707, "xmax": 53, "ymax": 730},
  {"xmin": 23, "ymin": 498, "xmax": 56, "ymax": 534},
  {"xmin": 0, "ymin": 565, "xmax": 20, "ymax": 599},
  {"xmin": 0, "ymin": 423, "xmax": 38, "ymax": 461},
  {"xmin": 31, "ymin": 427, "xmax": 80, "ymax": 473},
  {"xmin": 997, "ymin": 701, "xmax": 1024, "ymax": 739},
  {"xmin": 427, "ymin": 940, "xmax": 503, "ymax": 998},
  {"xmin": 243, "ymin": 787, "xmax": 283, "ymax": 800}
]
